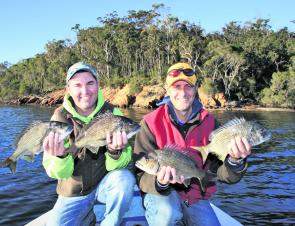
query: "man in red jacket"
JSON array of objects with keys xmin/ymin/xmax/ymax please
[{"xmin": 134, "ymin": 62, "xmax": 251, "ymax": 226}]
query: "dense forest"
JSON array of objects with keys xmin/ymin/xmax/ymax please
[{"xmin": 0, "ymin": 4, "xmax": 294, "ymax": 107}]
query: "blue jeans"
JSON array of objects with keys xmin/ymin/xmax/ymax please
[
  {"xmin": 47, "ymin": 169, "xmax": 135, "ymax": 226},
  {"xmin": 144, "ymin": 190, "xmax": 221, "ymax": 226}
]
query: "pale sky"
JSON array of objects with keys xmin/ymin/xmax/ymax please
[{"xmin": 1, "ymin": 0, "xmax": 294, "ymax": 64}]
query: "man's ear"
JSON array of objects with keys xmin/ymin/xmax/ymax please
[
  {"xmin": 65, "ymin": 84, "xmax": 70, "ymax": 94},
  {"xmin": 166, "ymin": 86, "xmax": 171, "ymax": 96},
  {"xmin": 164, "ymin": 84, "xmax": 169, "ymax": 92}
]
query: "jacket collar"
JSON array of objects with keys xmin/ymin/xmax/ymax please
[
  {"xmin": 63, "ymin": 89, "xmax": 105, "ymax": 124},
  {"xmin": 157, "ymin": 96, "xmax": 203, "ymax": 125}
]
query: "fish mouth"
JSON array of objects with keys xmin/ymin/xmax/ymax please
[
  {"xmin": 265, "ymin": 132, "xmax": 272, "ymax": 141},
  {"xmin": 135, "ymin": 160, "xmax": 158, "ymax": 175},
  {"xmin": 134, "ymin": 124, "xmax": 141, "ymax": 132},
  {"xmin": 126, "ymin": 125, "xmax": 141, "ymax": 139},
  {"xmin": 135, "ymin": 161, "xmax": 147, "ymax": 172},
  {"xmin": 58, "ymin": 126, "xmax": 73, "ymax": 140},
  {"xmin": 135, "ymin": 161, "xmax": 143, "ymax": 168},
  {"xmin": 261, "ymin": 130, "xmax": 272, "ymax": 142},
  {"xmin": 254, "ymin": 131, "xmax": 272, "ymax": 146}
]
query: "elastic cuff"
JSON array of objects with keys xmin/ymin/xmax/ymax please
[
  {"xmin": 225, "ymin": 156, "xmax": 247, "ymax": 173},
  {"xmin": 155, "ymin": 180, "xmax": 169, "ymax": 191},
  {"xmin": 107, "ymin": 149, "xmax": 122, "ymax": 160},
  {"xmin": 227, "ymin": 156, "xmax": 245, "ymax": 165}
]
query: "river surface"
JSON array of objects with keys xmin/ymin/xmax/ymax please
[{"xmin": 0, "ymin": 105, "xmax": 294, "ymax": 226}]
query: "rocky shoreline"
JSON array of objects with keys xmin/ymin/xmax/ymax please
[{"xmin": 1, "ymin": 84, "xmax": 294, "ymax": 112}]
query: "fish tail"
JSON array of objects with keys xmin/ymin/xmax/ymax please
[
  {"xmin": 191, "ymin": 145, "xmax": 210, "ymax": 164},
  {"xmin": 198, "ymin": 176, "xmax": 207, "ymax": 193},
  {"xmin": 0, "ymin": 158, "xmax": 17, "ymax": 174},
  {"xmin": 198, "ymin": 171, "xmax": 217, "ymax": 193}
]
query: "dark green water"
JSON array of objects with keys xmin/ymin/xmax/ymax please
[{"xmin": 0, "ymin": 105, "xmax": 294, "ymax": 225}]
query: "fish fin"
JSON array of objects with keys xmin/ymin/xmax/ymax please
[
  {"xmin": 205, "ymin": 171, "xmax": 218, "ymax": 182},
  {"xmin": 183, "ymin": 178, "xmax": 191, "ymax": 187},
  {"xmin": 98, "ymin": 140, "xmax": 107, "ymax": 147},
  {"xmin": 85, "ymin": 146, "xmax": 100, "ymax": 154},
  {"xmin": 66, "ymin": 143, "xmax": 103, "ymax": 156},
  {"xmin": 198, "ymin": 172, "xmax": 217, "ymax": 193},
  {"xmin": 198, "ymin": 171, "xmax": 218, "ymax": 193},
  {"xmin": 0, "ymin": 158, "xmax": 17, "ymax": 174},
  {"xmin": 65, "ymin": 144, "xmax": 79, "ymax": 155},
  {"xmin": 22, "ymin": 154, "xmax": 34, "ymax": 162},
  {"xmin": 198, "ymin": 176, "xmax": 206, "ymax": 193},
  {"xmin": 208, "ymin": 117, "xmax": 246, "ymax": 141},
  {"xmin": 191, "ymin": 145, "xmax": 209, "ymax": 164},
  {"xmin": 163, "ymin": 144, "xmax": 183, "ymax": 150},
  {"xmin": 75, "ymin": 129, "xmax": 86, "ymax": 142},
  {"xmin": 163, "ymin": 144, "xmax": 192, "ymax": 156},
  {"xmin": 147, "ymin": 151, "xmax": 158, "ymax": 159}
]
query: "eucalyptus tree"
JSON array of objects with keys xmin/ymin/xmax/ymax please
[
  {"xmin": 127, "ymin": 6, "xmax": 162, "ymax": 77},
  {"xmin": 178, "ymin": 22, "xmax": 205, "ymax": 71},
  {"xmin": 203, "ymin": 40, "xmax": 246, "ymax": 99},
  {"xmin": 161, "ymin": 16, "xmax": 180, "ymax": 65},
  {"xmin": 45, "ymin": 39, "xmax": 77, "ymax": 89}
]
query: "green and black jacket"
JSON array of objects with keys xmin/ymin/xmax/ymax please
[{"xmin": 43, "ymin": 89, "xmax": 132, "ymax": 197}]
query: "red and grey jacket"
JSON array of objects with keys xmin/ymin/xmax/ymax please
[
  {"xmin": 134, "ymin": 103, "xmax": 247, "ymax": 205},
  {"xmin": 145, "ymin": 104, "xmax": 216, "ymax": 203}
]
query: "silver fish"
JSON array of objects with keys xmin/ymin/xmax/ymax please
[
  {"xmin": 192, "ymin": 117, "xmax": 272, "ymax": 162},
  {"xmin": 71, "ymin": 112, "xmax": 140, "ymax": 154},
  {"xmin": 0, "ymin": 121, "xmax": 73, "ymax": 173},
  {"xmin": 135, "ymin": 145, "xmax": 209, "ymax": 192}
]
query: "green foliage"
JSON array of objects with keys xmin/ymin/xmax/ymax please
[
  {"xmin": 102, "ymin": 75, "xmax": 126, "ymax": 88},
  {"xmin": 260, "ymin": 70, "xmax": 295, "ymax": 107},
  {"xmin": 200, "ymin": 77, "xmax": 218, "ymax": 95},
  {"xmin": 129, "ymin": 73, "xmax": 152, "ymax": 94}
]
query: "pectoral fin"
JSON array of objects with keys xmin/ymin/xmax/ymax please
[
  {"xmin": 183, "ymin": 178, "xmax": 191, "ymax": 187},
  {"xmin": 22, "ymin": 154, "xmax": 34, "ymax": 162},
  {"xmin": 85, "ymin": 146, "xmax": 100, "ymax": 154}
]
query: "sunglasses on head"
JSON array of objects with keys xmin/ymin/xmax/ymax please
[{"xmin": 168, "ymin": 68, "xmax": 195, "ymax": 77}]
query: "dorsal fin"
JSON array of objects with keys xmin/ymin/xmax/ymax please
[
  {"xmin": 163, "ymin": 144, "xmax": 191, "ymax": 156},
  {"xmin": 92, "ymin": 110, "xmax": 114, "ymax": 121},
  {"xmin": 163, "ymin": 144, "xmax": 184, "ymax": 152},
  {"xmin": 209, "ymin": 117, "xmax": 246, "ymax": 141}
]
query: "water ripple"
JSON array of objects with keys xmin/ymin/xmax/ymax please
[{"xmin": 0, "ymin": 106, "xmax": 294, "ymax": 225}]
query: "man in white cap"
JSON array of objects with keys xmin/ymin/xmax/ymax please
[
  {"xmin": 134, "ymin": 62, "xmax": 252, "ymax": 226},
  {"xmin": 42, "ymin": 62, "xmax": 135, "ymax": 225}
]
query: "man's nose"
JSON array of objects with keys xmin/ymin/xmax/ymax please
[
  {"xmin": 178, "ymin": 86, "xmax": 187, "ymax": 93},
  {"xmin": 81, "ymin": 86, "xmax": 88, "ymax": 94}
]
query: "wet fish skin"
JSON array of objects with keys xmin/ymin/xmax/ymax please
[
  {"xmin": 0, "ymin": 121, "xmax": 73, "ymax": 173},
  {"xmin": 72, "ymin": 112, "xmax": 140, "ymax": 154},
  {"xmin": 192, "ymin": 117, "xmax": 272, "ymax": 162},
  {"xmin": 135, "ymin": 145, "xmax": 208, "ymax": 192}
]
